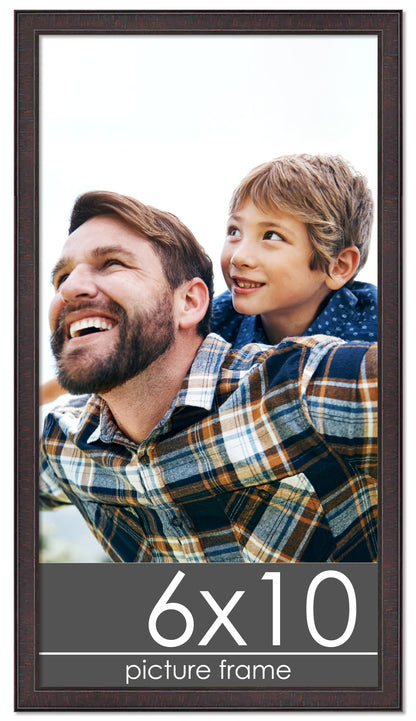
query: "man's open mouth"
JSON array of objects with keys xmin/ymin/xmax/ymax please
[{"xmin": 69, "ymin": 317, "xmax": 114, "ymax": 338}]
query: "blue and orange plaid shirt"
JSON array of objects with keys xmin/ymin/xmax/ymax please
[{"xmin": 40, "ymin": 334, "xmax": 378, "ymax": 563}]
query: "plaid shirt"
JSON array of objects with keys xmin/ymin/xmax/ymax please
[{"xmin": 40, "ymin": 334, "xmax": 377, "ymax": 563}]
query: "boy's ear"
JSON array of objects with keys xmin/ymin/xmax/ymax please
[
  {"xmin": 325, "ymin": 246, "xmax": 361, "ymax": 290},
  {"xmin": 177, "ymin": 277, "xmax": 210, "ymax": 331}
]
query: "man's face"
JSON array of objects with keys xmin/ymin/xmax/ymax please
[{"xmin": 49, "ymin": 215, "xmax": 175, "ymax": 395}]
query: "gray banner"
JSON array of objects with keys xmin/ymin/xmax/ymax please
[{"xmin": 39, "ymin": 563, "xmax": 378, "ymax": 688}]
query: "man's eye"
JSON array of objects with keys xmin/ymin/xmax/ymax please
[
  {"xmin": 103, "ymin": 259, "xmax": 125, "ymax": 268},
  {"xmin": 55, "ymin": 273, "xmax": 69, "ymax": 289},
  {"xmin": 264, "ymin": 231, "xmax": 284, "ymax": 241}
]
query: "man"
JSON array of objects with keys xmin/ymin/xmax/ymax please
[{"xmin": 40, "ymin": 190, "xmax": 378, "ymax": 563}]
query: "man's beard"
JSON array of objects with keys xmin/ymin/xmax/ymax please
[{"xmin": 51, "ymin": 293, "xmax": 175, "ymax": 395}]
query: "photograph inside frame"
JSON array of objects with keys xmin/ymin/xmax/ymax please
[
  {"xmin": 39, "ymin": 31, "xmax": 378, "ymax": 566},
  {"xmin": 15, "ymin": 9, "xmax": 401, "ymax": 712}
]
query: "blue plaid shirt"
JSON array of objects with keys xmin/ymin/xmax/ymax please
[
  {"xmin": 211, "ymin": 281, "xmax": 377, "ymax": 348},
  {"xmin": 40, "ymin": 334, "xmax": 377, "ymax": 563}
]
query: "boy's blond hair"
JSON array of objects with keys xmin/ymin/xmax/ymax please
[{"xmin": 229, "ymin": 154, "xmax": 374, "ymax": 279}]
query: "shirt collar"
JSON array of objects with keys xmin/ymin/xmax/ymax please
[
  {"xmin": 73, "ymin": 394, "xmax": 120, "ymax": 446},
  {"xmin": 173, "ymin": 333, "xmax": 232, "ymax": 410},
  {"xmin": 81, "ymin": 333, "xmax": 232, "ymax": 445},
  {"xmin": 326, "ymin": 284, "xmax": 359, "ymax": 311},
  {"xmin": 306, "ymin": 285, "xmax": 359, "ymax": 334}
]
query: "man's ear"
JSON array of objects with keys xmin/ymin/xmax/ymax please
[
  {"xmin": 325, "ymin": 246, "xmax": 361, "ymax": 290},
  {"xmin": 177, "ymin": 277, "xmax": 210, "ymax": 330}
]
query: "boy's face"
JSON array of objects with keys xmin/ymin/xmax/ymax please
[{"xmin": 221, "ymin": 200, "xmax": 333, "ymax": 334}]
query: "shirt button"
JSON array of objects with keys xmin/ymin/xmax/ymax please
[
  {"xmin": 140, "ymin": 453, "xmax": 150, "ymax": 465},
  {"xmin": 172, "ymin": 515, "xmax": 183, "ymax": 527},
  {"xmin": 258, "ymin": 489, "xmax": 270, "ymax": 500}
]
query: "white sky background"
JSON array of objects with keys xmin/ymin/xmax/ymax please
[{"xmin": 40, "ymin": 33, "xmax": 378, "ymax": 383}]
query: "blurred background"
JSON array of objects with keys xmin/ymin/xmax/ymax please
[{"xmin": 39, "ymin": 32, "xmax": 378, "ymax": 562}]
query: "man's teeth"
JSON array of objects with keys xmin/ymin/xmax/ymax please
[
  {"xmin": 69, "ymin": 317, "xmax": 113, "ymax": 338},
  {"xmin": 234, "ymin": 280, "xmax": 263, "ymax": 289}
]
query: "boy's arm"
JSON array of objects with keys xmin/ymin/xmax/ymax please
[
  {"xmin": 40, "ymin": 377, "xmax": 66, "ymax": 405},
  {"xmin": 304, "ymin": 342, "xmax": 378, "ymax": 477},
  {"xmin": 39, "ymin": 431, "xmax": 73, "ymax": 510}
]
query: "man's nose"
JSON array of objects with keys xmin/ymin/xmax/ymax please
[{"xmin": 59, "ymin": 264, "xmax": 99, "ymax": 303}]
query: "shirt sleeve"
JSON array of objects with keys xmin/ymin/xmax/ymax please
[
  {"xmin": 39, "ymin": 435, "xmax": 73, "ymax": 510},
  {"xmin": 303, "ymin": 341, "xmax": 378, "ymax": 478}
]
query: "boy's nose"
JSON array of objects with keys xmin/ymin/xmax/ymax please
[{"xmin": 230, "ymin": 241, "xmax": 258, "ymax": 269}]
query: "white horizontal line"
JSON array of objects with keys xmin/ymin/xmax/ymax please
[{"xmin": 40, "ymin": 651, "xmax": 378, "ymax": 657}]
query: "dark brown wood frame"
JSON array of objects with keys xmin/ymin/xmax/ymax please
[{"xmin": 15, "ymin": 10, "xmax": 402, "ymax": 711}]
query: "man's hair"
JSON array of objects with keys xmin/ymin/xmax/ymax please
[
  {"xmin": 69, "ymin": 190, "xmax": 214, "ymax": 336},
  {"xmin": 229, "ymin": 154, "xmax": 374, "ymax": 280}
]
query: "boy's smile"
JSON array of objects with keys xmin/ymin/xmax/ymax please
[
  {"xmin": 231, "ymin": 277, "xmax": 265, "ymax": 293},
  {"xmin": 221, "ymin": 200, "xmax": 333, "ymax": 342}
]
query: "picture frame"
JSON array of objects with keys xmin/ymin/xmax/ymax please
[{"xmin": 15, "ymin": 9, "xmax": 402, "ymax": 712}]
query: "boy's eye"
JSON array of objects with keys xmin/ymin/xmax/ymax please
[
  {"xmin": 264, "ymin": 230, "xmax": 284, "ymax": 241},
  {"xmin": 226, "ymin": 226, "xmax": 241, "ymax": 239}
]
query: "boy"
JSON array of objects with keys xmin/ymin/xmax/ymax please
[{"xmin": 211, "ymin": 153, "xmax": 377, "ymax": 347}]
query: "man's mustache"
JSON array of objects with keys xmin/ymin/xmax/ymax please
[
  {"xmin": 54, "ymin": 299, "xmax": 124, "ymax": 331},
  {"xmin": 51, "ymin": 299, "xmax": 126, "ymax": 361}
]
